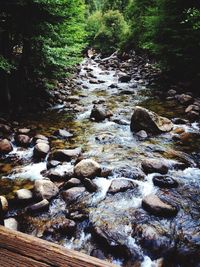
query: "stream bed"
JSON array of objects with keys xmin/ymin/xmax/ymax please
[{"xmin": 0, "ymin": 56, "xmax": 200, "ymax": 267}]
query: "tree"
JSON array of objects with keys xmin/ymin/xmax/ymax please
[{"xmin": 0, "ymin": 0, "xmax": 87, "ymax": 110}]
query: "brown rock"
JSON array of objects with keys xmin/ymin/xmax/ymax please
[
  {"xmin": 34, "ymin": 143, "xmax": 50, "ymax": 159},
  {"xmin": 49, "ymin": 148, "xmax": 81, "ymax": 162},
  {"xmin": 74, "ymin": 159, "xmax": 101, "ymax": 179},
  {"xmin": 34, "ymin": 179, "xmax": 59, "ymax": 200},
  {"xmin": 62, "ymin": 187, "xmax": 86, "ymax": 204},
  {"xmin": 142, "ymin": 194, "xmax": 178, "ymax": 217},
  {"xmin": 0, "ymin": 139, "xmax": 13, "ymax": 154},
  {"xmin": 108, "ymin": 179, "xmax": 136, "ymax": 194},
  {"xmin": 15, "ymin": 134, "xmax": 31, "ymax": 147},
  {"xmin": 142, "ymin": 159, "xmax": 168, "ymax": 174},
  {"xmin": 130, "ymin": 106, "xmax": 173, "ymax": 134}
]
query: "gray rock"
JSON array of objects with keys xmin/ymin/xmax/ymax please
[
  {"xmin": 15, "ymin": 189, "xmax": 33, "ymax": 201},
  {"xmin": 83, "ymin": 178, "xmax": 98, "ymax": 192},
  {"xmin": 153, "ymin": 175, "xmax": 178, "ymax": 188},
  {"xmin": 27, "ymin": 199, "xmax": 49, "ymax": 212},
  {"xmin": 119, "ymin": 75, "xmax": 131, "ymax": 83},
  {"xmin": 34, "ymin": 179, "xmax": 59, "ymax": 200},
  {"xmin": 90, "ymin": 105, "xmax": 112, "ymax": 122},
  {"xmin": 54, "ymin": 129, "xmax": 73, "ymax": 139},
  {"xmin": 49, "ymin": 148, "xmax": 81, "ymax": 162},
  {"xmin": 64, "ymin": 178, "xmax": 81, "ymax": 189},
  {"xmin": 108, "ymin": 179, "xmax": 136, "ymax": 194},
  {"xmin": 4, "ymin": 218, "xmax": 18, "ymax": 231},
  {"xmin": 62, "ymin": 187, "xmax": 86, "ymax": 204}
]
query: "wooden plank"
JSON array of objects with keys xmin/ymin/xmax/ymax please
[{"xmin": 0, "ymin": 226, "xmax": 117, "ymax": 267}]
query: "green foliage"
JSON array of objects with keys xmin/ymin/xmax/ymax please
[
  {"xmin": 0, "ymin": 0, "xmax": 87, "ymax": 107},
  {"xmin": 87, "ymin": 10, "xmax": 130, "ymax": 54}
]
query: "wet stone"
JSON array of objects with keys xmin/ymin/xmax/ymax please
[
  {"xmin": 74, "ymin": 159, "xmax": 101, "ymax": 179},
  {"xmin": 83, "ymin": 178, "xmax": 98, "ymax": 193},
  {"xmin": 64, "ymin": 178, "xmax": 81, "ymax": 189},
  {"xmin": 15, "ymin": 188, "xmax": 33, "ymax": 201},
  {"xmin": 108, "ymin": 179, "xmax": 137, "ymax": 194},
  {"xmin": 4, "ymin": 218, "xmax": 18, "ymax": 231},
  {"xmin": 15, "ymin": 134, "xmax": 31, "ymax": 147},
  {"xmin": 27, "ymin": 199, "xmax": 49, "ymax": 212},
  {"xmin": 47, "ymin": 160, "xmax": 61, "ymax": 170},
  {"xmin": 49, "ymin": 148, "xmax": 81, "ymax": 162},
  {"xmin": 130, "ymin": 106, "xmax": 173, "ymax": 134},
  {"xmin": 153, "ymin": 175, "xmax": 179, "ymax": 188},
  {"xmin": 0, "ymin": 139, "xmax": 13, "ymax": 154},
  {"xmin": 142, "ymin": 159, "xmax": 169, "ymax": 175},
  {"xmin": 142, "ymin": 194, "xmax": 178, "ymax": 217},
  {"xmin": 0, "ymin": 196, "xmax": 8, "ymax": 212},
  {"xmin": 34, "ymin": 179, "xmax": 59, "ymax": 200},
  {"xmin": 53, "ymin": 129, "xmax": 73, "ymax": 139},
  {"xmin": 34, "ymin": 143, "xmax": 50, "ymax": 159},
  {"xmin": 62, "ymin": 187, "xmax": 86, "ymax": 204}
]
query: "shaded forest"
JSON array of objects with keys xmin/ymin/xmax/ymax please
[{"xmin": 0, "ymin": 0, "xmax": 200, "ymax": 110}]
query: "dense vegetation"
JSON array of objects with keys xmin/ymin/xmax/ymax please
[
  {"xmin": 0, "ymin": 0, "xmax": 199, "ymax": 110},
  {"xmin": 87, "ymin": 0, "xmax": 200, "ymax": 86},
  {"xmin": 0, "ymin": 0, "xmax": 86, "ymax": 109}
]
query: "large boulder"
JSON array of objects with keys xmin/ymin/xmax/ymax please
[
  {"xmin": 130, "ymin": 106, "xmax": 173, "ymax": 134},
  {"xmin": 141, "ymin": 159, "xmax": 169, "ymax": 174},
  {"xmin": 34, "ymin": 179, "xmax": 59, "ymax": 200},
  {"xmin": 142, "ymin": 194, "xmax": 178, "ymax": 217},
  {"xmin": 0, "ymin": 139, "xmax": 13, "ymax": 154},
  {"xmin": 74, "ymin": 159, "xmax": 101, "ymax": 179}
]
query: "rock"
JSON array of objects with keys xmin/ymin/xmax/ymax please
[
  {"xmin": 27, "ymin": 199, "xmax": 49, "ymax": 212},
  {"xmin": 176, "ymin": 94, "xmax": 193, "ymax": 104},
  {"xmin": 167, "ymin": 89, "xmax": 177, "ymax": 96},
  {"xmin": 113, "ymin": 166, "xmax": 145, "ymax": 180},
  {"xmin": 18, "ymin": 128, "xmax": 31, "ymax": 134},
  {"xmin": 34, "ymin": 143, "xmax": 50, "ymax": 159},
  {"xmin": 185, "ymin": 104, "xmax": 200, "ymax": 113},
  {"xmin": 74, "ymin": 159, "xmax": 101, "ymax": 179},
  {"xmin": 15, "ymin": 134, "xmax": 31, "ymax": 147},
  {"xmin": 47, "ymin": 160, "xmax": 61, "ymax": 170},
  {"xmin": 153, "ymin": 175, "xmax": 179, "ymax": 188},
  {"xmin": 142, "ymin": 194, "xmax": 178, "ymax": 217},
  {"xmin": 187, "ymin": 110, "xmax": 199, "ymax": 121},
  {"xmin": 15, "ymin": 189, "xmax": 33, "ymax": 201},
  {"xmin": 119, "ymin": 75, "xmax": 131, "ymax": 83},
  {"xmin": 83, "ymin": 178, "xmax": 98, "ymax": 192},
  {"xmin": 92, "ymin": 226, "xmax": 131, "ymax": 258},
  {"xmin": 0, "ymin": 196, "xmax": 8, "ymax": 212},
  {"xmin": 44, "ymin": 217, "xmax": 76, "ymax": 235},
  {"xmin": 90, "ymin": 249, "xmax": 106, "ymax": 260},
  {"xmin": 34, "ymin": 134, "xmax": 48, "ymax": 141},
  {"xmin": 89, "ymin": 79, "xmax": 99, "ymax": 84},
  {"xmin": 54, "ymin": 129, "xmax": 73, "ymax": 139},
  {"xmin": 0, "ymin": 139, "xmax": 13, "ymax": 154},
  {"xmin": 4, "ymin": 218, "xmax": 18, "ymax": 231},
  {"xmin": 109, "ymin": 83, "xmax": 118, "ymax": 88},
  {"xmin": 49, "ymin": 148, "xmax": 81, "ymax": 162},
  {"xmin": 46, "ymin": 163, "xmax": 74, "ymax": 181},
  {"xmin": 36, "ymin": 139, "xmax": 49, "ymax": 145},
  {"xmin": 142, "ymin": 159, "xmax": 169, "ymax": 174},
  {"xmin": 108, "ymin": 179, "xmax": 136, "ymax": 194},
  {"xmin": 64, "ymin": 178, "xmax": 81, "ymax": 189},
  {"xmin": 130, "ymin": 106, "xmax": 173, "ymax": 134},
  {"xmin": 62, "ymin": 187, "xmax": 86, "ymax": 204},
  {"xmin": 34, "ymin": 179, "xmax": 59, "ymax": 200},
  {"xmin": 136, "ymin": 130, "xmax": 148, "ymax": 138},
  {"xmin": 90, "ymin": 105, "xmax": 112, "ymax": 122},
  {"xmin": 0, "ymin": 124, "xmax": 11, "ymax": 134}
]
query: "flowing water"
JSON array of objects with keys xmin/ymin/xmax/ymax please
[{"xmin": 0, "ymin": 57, "xmax": 200, "ymax": 266}]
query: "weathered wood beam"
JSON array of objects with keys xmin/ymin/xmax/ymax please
[{"xmin": 0, "ymin": 226, "xmax": 117, "ymax": 267}]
